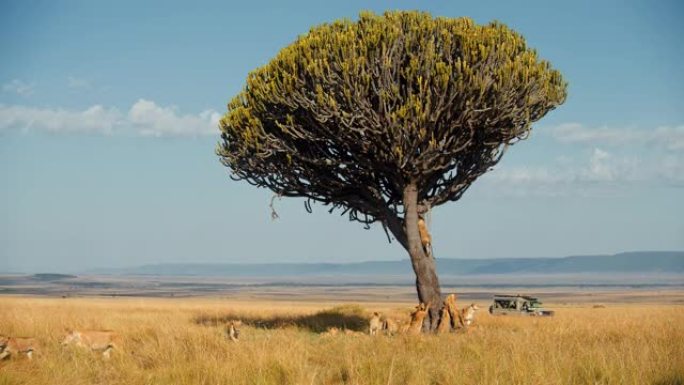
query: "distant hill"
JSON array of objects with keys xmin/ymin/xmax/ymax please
[
  {"xmin": 90, "ymin": 251, "xmax": 684, "ymax": 277},
  {"xmin": 31, "ymin": 273, "xmax": 78, "ymax": 281}
]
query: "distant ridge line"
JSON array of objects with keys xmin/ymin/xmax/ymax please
[{"xmin": 86, "ymin": 251, "xmax": 684, "ymax": 276}]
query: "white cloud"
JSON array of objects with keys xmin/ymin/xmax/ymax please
[
  {"xmin": 586, "ymin": 148, "xmax": 612, "ymax": 181},
  {"xmin": 128, "ymin": 99, "xmax": 220, "ymax": 137},
  {"xmin": 581, "ymin": 148, "xmax": 641, "ymax": 183},
  {"xmin": 481, "ymin": 147, "xmax": 680, "ymax": 196},
  {"xmin": 67, "ymin": 76, "xmax": 91, "ymax": 89},
  {"xmin": 659, "ymin": 155, "xmax": 684, "ymax": 186},
  {"xmin": 2, "ymin": 79, "xmax": 34, "ymax": 97},
  {"xmin": 653, "ymin": 126, "xmax": 684, "ymax": 151},
  {"xmin": 0, "ymin": 99, "xmax": 221, "ymax": 137},
  {"xmin": 0, "ymin": 104, "xmax": 121, "ymax": 134},
  {"xmin": 495, "ymin": 122, "xmax": 684, "ymax": 195},
  {"xmin": 549, "ymin": 123, "xmax": 684, "ymax": 151}
]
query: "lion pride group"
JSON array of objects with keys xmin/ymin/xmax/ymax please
[
  {"xmin": 0, "ymin": 294, "xmax": 479, "ymax": 360},
  {"xmin": 328, "ymin": 294, "xmax": 480, "ymax": 337}
]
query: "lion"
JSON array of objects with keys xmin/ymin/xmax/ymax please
[
  {"xmin": 443, "ymin": 293, "xmax": 459, "ymax": 329},
  {"xmin": 406, "ymin": 303, "xmax": 430, "ymax": 335},
  {"xmin": 382, "ymin": 318, "xmax": 402, "ymax": 336},
  {"xmin": 436, "ymin": 305, "xmax": 452, "ymax": 334},
  {"xmin": 459, "ymin": 303, "xmax": 480, "ymax": 328},
  {"xmin": 417, "ymin": 216, "xmax": 432, "ymax": 257},
  {"xmin": 61, "ymin": 329, "xmax": 120, "ymax": 359},
  {"xmin": 430, "ymin": 294, "xmax": 464, "ymax": 333},
  {"xmin": 321, "ymin": 327, "xmax": 340, "ymax": 337},
  {"xmin": 369, "ymin": 312, "xmax": 382, "ymax": 336},
  {"xmin": 0, "ymin": 335, "xmax": 37, "ymax": 360},
  {"xmin": 225, "ymin": 320, "xmax": 242, "ymax": 342}
]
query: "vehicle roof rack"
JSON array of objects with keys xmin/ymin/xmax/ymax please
[{"xmin": 493, "ymin": 294, "xmax": 538, "ymax": 301}]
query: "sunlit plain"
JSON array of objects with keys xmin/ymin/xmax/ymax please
[{"xmin": 1, "ymin": 296, "xmax": 682, "ymax": 385}]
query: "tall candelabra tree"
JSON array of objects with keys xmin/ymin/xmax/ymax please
[{"xmin": 217, "ymin": 11, "xmax": 567, "ymax": 330}]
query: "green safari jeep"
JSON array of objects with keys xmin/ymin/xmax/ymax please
[{"xmin": 489, "ymin": 294, "xmax": 555, "ymax": 316}]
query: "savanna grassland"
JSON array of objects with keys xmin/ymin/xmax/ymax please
[{"xmin": 0, "ymin": 296, "xmax": 682, "ymax": 385}]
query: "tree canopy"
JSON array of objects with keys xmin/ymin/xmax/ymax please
[{"xmin": 218, "ymin": 11, "xmax": 567, "ymax": 241}]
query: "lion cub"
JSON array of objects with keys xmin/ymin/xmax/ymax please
[
  {"xmin": 406, "ymin": 303, "xmax": 430, "ymax": 335},
  {"xmin": 0, "ymin": 335, "xmax": 37, "ymax": 360},
  {"xmin": 382, "ymin": 318, "xmax": 401, "ymax": 336},
  {"xmin": 459, "ymin": 303, "xmax": 480, "ymax": 328},
  {"xmin": 369, "ymin": 312, "xmax": 382, "ymax": 336},
  {"xmin": 61, "ymin": 329, "xmax": 120, "ymax": 359},
  {"xmin": 321, "ymin": 327, "xmax": 340, "ymax": 337},
  {"xmin": 225, "ymin": 320, "xmax": 242, "ymax": 342},
  {"xmin": 436, "ymin": 305, "xmax": 452, "ymax": 334}
]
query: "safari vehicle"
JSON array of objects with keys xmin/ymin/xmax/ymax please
[{"xmin": 489, "ymin": 294, "xmax": 554, "ymax": 316}]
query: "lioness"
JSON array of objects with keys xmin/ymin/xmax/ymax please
[
  {"xmin": 369, "ymin": 312, "xmax": 382, "ymax": 336},
  {"xmin": 62, "ymin": 329, "xmax": 120, "ymax": 358},
  {"xmin": 0, "ymin": 335, "xmax": 37, "ymax": 360},
  {"xmin": 406, "ymin": 303, "xmax": 429, "ymax": 335},
  {"xmin": 417, "ymin": 216, "xmax": 432, "ymax": 257},
  {"xmin": 459, "ymin": 303, "xmax": 480, "ymax": 328},
  {"xmin": 436, "ymin": 305, "xmax": 452, "ymax": 334},
  {"xmin": 382, "ymin": 318, "xmax": 402, "ymax": 336},
  {"xmin": 432, "ymin": 293, "xmax": 461, "ymax": 332},
  {"xmin": 225, "ymin": 320, "xmax": 242, "ymax": 342}
]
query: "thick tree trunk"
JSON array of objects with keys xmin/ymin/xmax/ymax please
[{"xmin": 402, "ymin": 183, "xmax": 443, "ymax": 331}]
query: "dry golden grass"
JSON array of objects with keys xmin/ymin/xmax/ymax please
[{"xmin": 0, "ymin": 296, "xmax": 682, "ymax": 385}]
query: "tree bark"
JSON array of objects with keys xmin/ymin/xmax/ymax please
[{"xmin": 402, "ymin": 183, "xmax": 443, "ymax": 331}]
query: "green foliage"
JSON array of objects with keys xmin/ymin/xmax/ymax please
[{"xmin": 218, "ymin": 10, "xmax": 567, "ymax": 224}]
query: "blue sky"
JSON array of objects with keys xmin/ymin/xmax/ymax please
[{"xmin": 1, "ymin": 0, "xmax": 683, "ymax": 273}]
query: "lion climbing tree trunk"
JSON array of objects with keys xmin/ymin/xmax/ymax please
[{"xmin": 402, "ymin": 183, "xmax": 443, "ymax": 331}]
